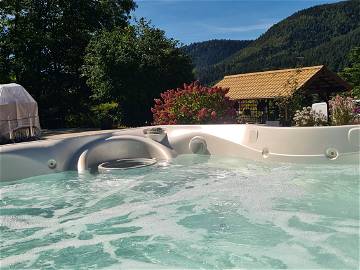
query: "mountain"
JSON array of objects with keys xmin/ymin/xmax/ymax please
[
  {"xmin": 182, "ymin": 40, "xmax": 252, "ymax": 68},
  {"xmin": 185, "ymin": 0, "xmax": 360, "ymax": 85}
]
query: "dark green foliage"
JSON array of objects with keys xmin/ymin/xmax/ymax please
[
  {"xmin": 90, "ymin": 102, "xmax": 121, "ymax": 129},
  {"xmin": 83, "ymin": 20, "xmax": 194, "ymax": 126},
  {"xmin": 0, "ymin": 0, "xmax": 136, "ymax": 128},
  {"xmin": 340, "ymin": 47, "xmax": 360, "ymax": 98},
  {"xmin": 302, "ymin": 28, "xmax": 360, "ymax": 72},
  {"xmin": 182, "ymin": 40, "xmax": 252, "ymax": 68},
  {"xmin": 191, "ymin": 0, "xmax": 360, "ymax": 85}
]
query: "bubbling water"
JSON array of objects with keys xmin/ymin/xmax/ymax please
[{"xmin": 0, "ymin": 155, "xmax": 359, "ymax": 269}]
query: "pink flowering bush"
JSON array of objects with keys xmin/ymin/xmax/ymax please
[
  {"xmin": 353, "ymin": 100, "xmax": 360, "ymax": 124},
  {"xmin": 151, "ymin": 81, "xmax": 236, "ymax": 125},
  {"xmin": 293, "ymin": 107, "xmax": 327, "ymax": 126},
  {"xmin": 329, "ymin": 95, "xmax": 356, "ymax": 125}
]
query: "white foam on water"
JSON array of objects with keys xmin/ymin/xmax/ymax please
[{"xmin": 1, "ymin": 155, "xmax": 359, "ymax": 269}]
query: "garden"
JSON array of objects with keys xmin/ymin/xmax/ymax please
[{"xmin": 151, "ymin": 82, "xmax": 360, "ymax": 127}]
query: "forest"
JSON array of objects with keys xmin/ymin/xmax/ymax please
[{"xmin": 185, "ymin": 0, "xmax": 360, "ymax": 85}]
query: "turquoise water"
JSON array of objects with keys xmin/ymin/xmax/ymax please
[{"xmin": 1, "ymin": 155, "xmax": 359, "ymax": 269}]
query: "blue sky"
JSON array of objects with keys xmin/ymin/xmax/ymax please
[{"xmin": 132, "ymin": 0, "xmax": 343, "ymax": 44}]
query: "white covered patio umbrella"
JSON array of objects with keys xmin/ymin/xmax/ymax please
[{"xmin": 0, "ymin": 83, "xmax": 41, "ymax": 141}]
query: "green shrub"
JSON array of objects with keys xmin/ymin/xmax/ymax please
[{"xmin": 90, "ymin": 102, "xmax": 121, "ymax": 129}]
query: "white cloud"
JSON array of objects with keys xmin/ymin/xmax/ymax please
[{"xmin": 201, "ymin": 22, "xmax": 274, "ymax": 33}]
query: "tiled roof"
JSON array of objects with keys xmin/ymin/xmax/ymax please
[{"xmin": 216, "ymin": 65, "xmax": 325, "ymax": 100}]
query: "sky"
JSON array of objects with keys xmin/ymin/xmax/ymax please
[{"xmin": 132, "ymin": 0, "xmax": 343, "ymax": 44}]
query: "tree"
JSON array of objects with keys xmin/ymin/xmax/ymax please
[
  {"xmin": 340, "ymin": 47, "xmax": 360, "ymax": 98},
  {"xmin": 274, "ymin": 68, "xmax": 313, "ymax": 126},
  {"xmin": 83, "ymin": 19, "xmax": 194, "ymax": 126},
  {"xmin": 0, "ymin": 0, "xmax": 136, "ymax": 127}
]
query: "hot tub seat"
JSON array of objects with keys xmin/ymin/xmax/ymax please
[{"xmin": 76, "ymin": 135, "xmax": 176, "ymax": 173}]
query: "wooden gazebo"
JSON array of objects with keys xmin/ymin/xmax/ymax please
[{"xmin": 216, "ymin": 65, "xmax": 351, "ymax": 123}]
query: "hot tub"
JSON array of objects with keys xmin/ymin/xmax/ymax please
[
  {"xmin": 0, "ymin": 124, "xmax": 359, "ymax": 181},
  {"xmin": 0, "ymin": 125, "xmax": 359, "ymax": 269}
]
